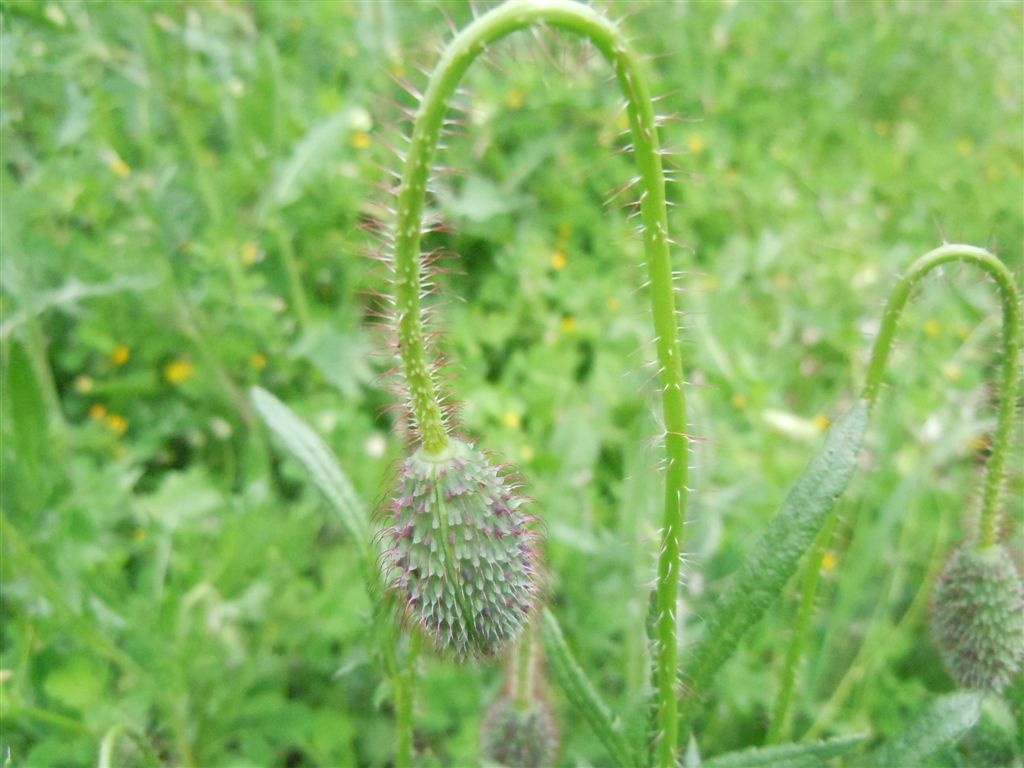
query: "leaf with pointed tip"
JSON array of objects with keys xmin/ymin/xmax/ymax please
[
  {"xmin": 250, "ymin": 386, "xmax": 371, "ymax": 550},
  {"xmin": 703, "ymin": 735, "xmax": 866, "ymax": 768},
  {"xmin": 680, "ymin": 402, "xmax": 869, "ymax": 730},
  {"xmin": 855, "ymin": 692, "xmax": 983, "ymax": 768}
]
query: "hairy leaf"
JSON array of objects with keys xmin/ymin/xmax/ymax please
[
  {"xmin": 250, "ymin": 386, "xmax": 370, "ymax": 549},
  {"xmin": 855, "ymin": 692, "xmax": 983, "ymax": 768},
  {"xmin": 704, "ymin": 735, "xmax": 866, "ymax": 768},
  {"xmin": 680, "ymin": 401, "xmax": 870, "ymax": 727}
]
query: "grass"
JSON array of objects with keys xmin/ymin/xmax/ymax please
[{"xmin": 2, "ymin": 1, "xmax": 1021, "ymax": 766}]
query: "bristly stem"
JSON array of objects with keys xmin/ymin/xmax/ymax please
[
  {"xmin": 770, "ymin": 244, "xmax": 1019, "ymax": 745},
  {"xmin": 391, "ymin": 2, "xmax": 688, "ymax": 764},
  {"xmin": 862, "ymin": 244, "xmax": 1021, "ymax": 548}
]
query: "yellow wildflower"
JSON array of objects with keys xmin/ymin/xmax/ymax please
[
  {"xmin": 249, "ymin": 353, "xmax": 267, "ymax": 371},
  {"xmin": 164, "ymin": 359, "xmax": 195, "ymax": 384},
  {"xmin": 241, "ymin": 242, "xmax": 260, "ymax": 265},
  {"xmin": 812, "ymin": 414, "xmax": 831, "ymax": 432},
  {"xmin": 351, "ymin": 131, "xmax": 372, "ymax": 150},
  {"xmin": 942, "ymin": 363, "xmax": 963, "ymax": 382},
  {"xmin": 505, "ymin": 89, "xmax": 524, "ymax": 110},
  {"xmin": 132, "ymin": 528, "xmax": 146, "ymax": 542},
  {"xmin": 105, "ymin": 414, "xmax": 128, "ymax": 436},
  {"xmin": 104, "ymin": 151, "xmax": 131, "ymax": 179},
  {"xmin": 561, "ymin": 316, "xmax": 577, "ymax": 334},
  {"xmin": 955, "ymin": 138, "xmax": 974, "ymax": 157},
  {"xmin": 111, "ymin": 344, "xmax": 130, "ymax": 366},
  {"xmin": 551, "ymin": 250, "xmax": 567, "ymax": 270},
  {"xmin": 821, "ymin": 551, "xmax": 838, "ymax": 573},
  {"xmin": 924, "ymin": 320, "xmax": 941, "ymax": 338},
  {"xmin": 687, "ymin": 135, "xmax": 706, "ymax": 154},
  {"xmin": 502, "ymin": 411, "xmax": 521, "ymax": 430},
  {"xmin": 730, "ymin": 393, "xmax": 747, "ymax": 410},
  {"xmin": 74, "ymin": 375, "xmax": 94, "ymax": 394},
  {"xmin": 89, "ymin": 403, "xmax": 107, "ymax": 421},
  {"xmin": 520, "ymin": 444, "xmax": 535, "ymax": 462}
]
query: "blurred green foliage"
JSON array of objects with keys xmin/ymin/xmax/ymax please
[{"xmin": 1, "ymin": 1, "xmax": 1021, "ymax": 766}]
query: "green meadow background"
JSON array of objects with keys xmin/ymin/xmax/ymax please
[{"xmin": 2, "ymin": 1, "xmax": 1021, "ymax": 766}]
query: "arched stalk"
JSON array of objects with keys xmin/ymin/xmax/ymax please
[
  {"xmin": 769, "ymin": 243, "xmax": 1020, "ymax": 741},
  {"xmin": 862, "ymin": 244, "xmax": 1020, "ymax": 547},
  {"xmin": 390, "ymin": 2, "xmax": 688, "ymax": 764}
]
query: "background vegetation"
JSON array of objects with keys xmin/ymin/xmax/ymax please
[{"xmin": 2, "ymin": 1, "xmax": 1021, "ymax": 766}]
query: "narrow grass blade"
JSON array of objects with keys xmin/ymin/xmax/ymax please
[
  {"xmin": 680, "ymin": 401, "xmax": 869, "ymax": 730},
  {"xmin": 540, "ymin": 609, "xmax": 638, "ymax": 768},
  {"xmin": 703, "ymin": 734, "xmax": 866, "ymax": 768},
  {"xmin": 250, "ymin": 386, "xmax": 371, "ymax": 550},
  {"xmin": 855, "ymin": 692, "xmax": 982, "ymax": 768}
]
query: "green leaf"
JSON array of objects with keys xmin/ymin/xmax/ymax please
[
  {"xmin": 259, "ymin": 108, "xmax": 366, "ymax": 215},
  {"xmin": 5, "ymin": 340, "xmax": 48, "ymax": 479},
  {"xmin": 250, "ymin": 386, "xmax": 371, "ymax": 550},
  {"xmin": 438, "ymin": 175, "xmax": 521, "ymax": 223},
  {"xmin": 0, "ymin": 275, "xmax": 157, "ymax": 341},
  {"xmin": 703, "ymin": 735, "xmax": 867, "ymax": 768},
  {"xmin": 855, "ymin": 693, "xmax": 983, "ymax": 768},
  {"xmin": 680, "ymin": 401, "xmax": 870, "ymax": 728},
  {"xmin": 540, "ymin": 609, "xmax": 638, "ymax": 768},
  {"xmin": 43, "ymin": 656, "xmax": 108, "ymax": 712}
]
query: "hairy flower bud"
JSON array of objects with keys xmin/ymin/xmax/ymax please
[
  {"xmin": 481, "ymin": 697, "xmax": 558, "ymax": 768},
  {"xmin": 380, "ymin": 439, "xmax": 540, "ymax": 660},
  {"xmin": 931, "ymin": 544, "xmax": 1024, "ymax": 693}
]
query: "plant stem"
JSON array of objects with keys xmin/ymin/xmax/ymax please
[
  {"xmin": 766, "ymin": 512, "xmax": 837, "ymax": 744},
  {"xmin": 781, "ymin": 244, "xmax": 1019, "ymax": 746},
  {"xmin": 270, "ymin": 222, "xmax": 313, "ymax": 334},
  {"xmin": 515, "ymin": 625, "xmax": 534, "ymax": 712},
  {"xmin": 392, "ymin": 3, "xmax": 687, "ymax": 763},
  {"xmin": 862, "ymin": 244, "xmax": 1020, "ymax": 548},
  {"xmin": 393, "ymin": 630, "xmax": 421, "ymax": 768}
]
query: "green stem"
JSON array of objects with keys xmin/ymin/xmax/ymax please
[
  {"xmin": 98, "ymin": 724, "xmax": 125, "ymax": 768},
  {"xmin": 766, "ymin": 512, "xmax": 837, "ymax": 744},
  {"xmin": 515, "ymin": 625, "xmax": 534, "ymax": 712},
  {"xmin": 270, "ymin": 222, "xmax": 313, "ymax": 334},
  {"xmin": 782, "ymin": 244, "xmax": 1019, "ymax": 745},
  {"xmin": 394, "ymin": 631, "xmax": 421, "ymax": 768},
  {"xmin": 392, "ymin": 4, "xmax": 687, "ymax": 764},
  {"xmin": 862, "ymin": 244, "xmax": 1020, "ymax": 548}
]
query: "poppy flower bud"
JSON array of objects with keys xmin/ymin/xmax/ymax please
[
  {"xmin": 931, "ymin": 544, "xmax": 1024, "ymax": 693},
  {"xmin": 481, "ymin": 697, "xmax": 558, "ymax": 768},
  {"xmin": 380, "ymin": 440, "xmax": 540, "ymax": 660}
]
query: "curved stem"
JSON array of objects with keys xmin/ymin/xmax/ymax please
[
  {"xmin": 862, "ymin": 244, "xmax": 1020, "ymax": 547},
  {"xmin": 391, "ymin": 2, "xmax": 688, "ymax": 764}
]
